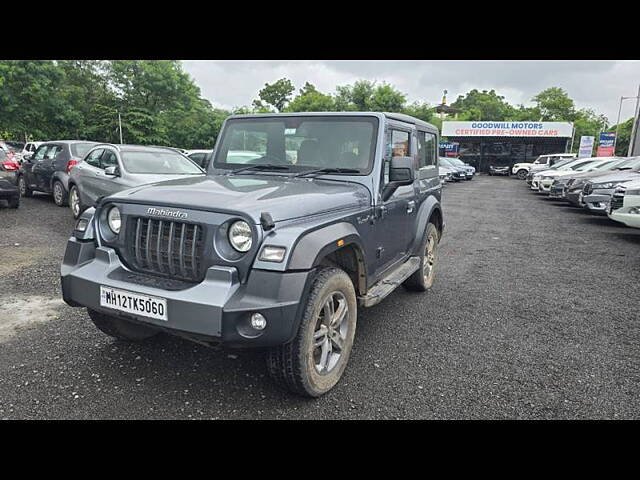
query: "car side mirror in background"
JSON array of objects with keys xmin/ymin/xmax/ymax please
[
  {"xmin": 23, "ymin": 153, "xmax": 34, "ymax": 161},
  {"xmin": 104, "ymin": 166, "xmax": 120, "ymax": 177},
  {"xmin": 382, "ymin": 156, "xmax": 414, "ymax": 201}
]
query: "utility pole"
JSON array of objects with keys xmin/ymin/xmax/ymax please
[
  {"xmin": 613, "ymin": 88, "xmax": 640, "ymax": 155},
  {"xmin": 118, "ymin": 112, "xmax": 124, "ymax": 144},
  {"xmin": 628, "ymin": 83, "xmax": 640, "ymax": 157}
]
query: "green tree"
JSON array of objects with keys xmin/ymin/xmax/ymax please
[
  {"xmin": 451, "ymin": 89, "xmax": 515, "ymax": 121},
  {"xmin": 531, "ymin": 87, "xmax": 575, "ymax": 121},
  {"xmin": 608, "ymin": 117, "xmax": 633, "ymax": 156},
  {"xmin": 286, "ymin": 82, "xmax": 336, "ymax": 112},
  {"xmin": 402, "ymin": 101, "xmax": 435, "ymax": 122},
  {"xmin": 253, "ymin": 78, "xmax": 295, "ymax": 112}
]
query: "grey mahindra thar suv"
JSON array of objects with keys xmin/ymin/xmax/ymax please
[{"xmin": 61, "ymin": 112, "xmax": 444, "ymax": 397}]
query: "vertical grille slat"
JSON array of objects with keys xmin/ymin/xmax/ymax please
[
  {"xmin": 127, "ymin": 216, "xmax": 204, "ymax": 282},
  {"xmin": 191, "ymin": 225, "xmax": 198, "ymax": 278}
]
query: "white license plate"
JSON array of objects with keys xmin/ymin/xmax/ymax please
[{"xmin": 100, "ymin": 286, "xmax": 168, "ymax": 321}]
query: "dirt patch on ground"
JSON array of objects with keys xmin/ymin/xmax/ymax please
[
  {"xmin": 0, "ymin": 295, "xmax": 65, "ymax": 342},
  {"xmin": 0, "ymin": 246, "xmax": 47, "ymax": 277}
]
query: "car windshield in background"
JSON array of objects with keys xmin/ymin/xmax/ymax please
[
  {"xmin": 71, "ymin": 142, "xmax": 98, "ymax": 158},
  {"xmin": 549, "ymin": 158, "xmax": 575, "ymax": 169},
  {"xmin": 613, "ymin": 157, "xmax": 640, "ymax": 170},
  {"xmin": 121, "ymin": 150, "xmax": 204, "ymax": 175},
  {"xmin": 213, "ymin": 116, "xmax": 378, "ymax": 174}
]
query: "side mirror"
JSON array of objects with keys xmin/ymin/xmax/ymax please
[
  {"xmin": 104, "ymin": 166, "xmax": 120, "ymax": 177},
  {"xmin": 23, "ymin": 153, "xmax": 34, "ymax": 161},
  {"xmin": 382, "ymin": 156, "xmax": 414, "ymax": 201}
]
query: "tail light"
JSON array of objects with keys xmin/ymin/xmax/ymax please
[
  {"xmin": 66, "ymin": 159, "xmax": 79, "ymax": 173},
  {"xmin": 1, "ymin": 160, "xmax": 18, "ymax": 171}
]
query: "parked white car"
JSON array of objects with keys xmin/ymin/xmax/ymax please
[
  {"xmin": 513, "ymin": 153, "xmax": 576, "ymax": 179},
  {"xmin": 531, "ymin": 158, "xmax": 599, "ymax": 191},
  {"xmin": 608, "ymin": 179, "xmax": 640, "ymax": 228},
  {"xmin": 537, "ymin": 158, "xmax": 619, "ymax": 193}
]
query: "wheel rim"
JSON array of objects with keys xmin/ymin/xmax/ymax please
[
  {"xmin": 518, "ymin": 171, "xmax": 526, "ymax": 179},
  {"xmin": 70, "ymin": 188, "xmax": 79, "ymax": 216},
  {"xmin": 19, "ymin": 178, "xmax": 25, "ymax": 196},
  {"xmin": 313, "ymin": 291, "xmax": 349, "ymax": 375},
  {"xmin": 423, "ymin": 234, "xmax": 437, "ymax": 283},
  {"xmin": 54, "ymin": 183, "xmax": 63, "ymax": 204}
]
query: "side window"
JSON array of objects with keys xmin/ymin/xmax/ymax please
[
  {"xmin": 391, "ymin": 130, "xmax": 410, "ymax": 157},
  {"xmin": 85, "ymin": 149, "xmax": 104, "ymax": 168},
  {"xmin": 101, "ymin": 151, "xmax": 118, "ymax": 169},
  {"xmin": 189, "ymin": 153, "xmax": 205, "ymax": 167},
  {"xmin": 418, "ymin": 132, "xmax": 437, "ymax": 168},
  {"xmin": 34, "ymin": 145, "xmax": 50, "ymax": 161},
  {"xmin": 44, "ymin": 145, "xmax": 62, "ymax": 160}
]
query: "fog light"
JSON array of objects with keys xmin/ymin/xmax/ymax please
[{"xmin": 250, "ymin": 313, "xmax": 267, "ymax": 330}]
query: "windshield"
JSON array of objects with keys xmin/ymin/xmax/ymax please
[
  {"xmin": 571, "ymin": 160, "xmax": 597, "ymax": 171},
  {"xmin": 548, "ymin": 158, "xmax": 575, "ymax": 170},
  {"xmin": 448, "ymin": 158, "xmax": 464, "ymax": 166},
  {"xmin": 121, "ymin": 150, "xmax": 204, "ymax": 175},
  {"xmin": 213, "ymin": 116, "xmax": 378, "ymax": 174},
  {"xmin": 613, "ymin": 156, "xmax": 640, "ymax": 171}
]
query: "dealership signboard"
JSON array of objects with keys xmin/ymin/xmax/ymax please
[
  {"xmin": 578, "ymin": 136, "xmax": 595, "ymax": 158},
  {"xmin": 596, "ymin": 132, "xmax": 616, "ymax": 157},
  {"xmin": 439, "ymin": 141, "xmax": 459, "ymax": 156},
  {"xmin": 442, "ymin": 121, "xmax": 573, "ymax": 138}
]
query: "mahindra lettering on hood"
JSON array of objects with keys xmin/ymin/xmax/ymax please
[{"xmin": 442, "ymin": 121, "xmax": 573, "ymax": 138}]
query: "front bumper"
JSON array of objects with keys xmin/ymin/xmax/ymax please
[
  {"xmin": 60, "ymin": 238, "xmax": 311, "ymax": 347},
  {"xmin": 609, "ymin": 209, "xmax": 640, "ymax": 228},
  {"xmin": 549, "ymin": 184, "xmax": 566, "ymax": 199},
  {"xmin": 584, "ymin": 192, "xmax": 613, "ymax": 214}
]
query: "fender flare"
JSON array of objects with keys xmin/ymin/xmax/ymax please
[
  {"xmin": 286, "ymin": 222, "xmax": 366, "ymax": 271},
  {"xmin": 409, "ymin": 197, "xmax": 443, "ymax": 255}
]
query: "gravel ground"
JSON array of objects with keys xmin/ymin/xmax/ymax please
[{"xmin": 0, "ymin": 177, "xmax": 639, "ymax": 419}]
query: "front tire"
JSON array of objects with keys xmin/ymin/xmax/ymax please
[
  {"xmin": 266, "ymin": 267, "xmax": 357, "ymax": 397},
  {"xmin": 404, "ymin": 222, "xmax": 439, "ymax": 292},
  {"xmin": 52, "ymin": 180, "xmax": 68, "ymax": 207},
  {"xmin": 516, "ymin": 169, "xmax": 528, "ymax": 180},
  {"xmin": 87, "ymin": 309, "xmax": 159, "ymax": 342},
  {"xmin": 69, "ymin": 185, "xmax": 85, "ymax": 219}
]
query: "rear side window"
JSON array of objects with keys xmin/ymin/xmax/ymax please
[
  {"xmin": 417, "ymin": 131, "xmax": 437, "ymax": 168},
  {"xmin": 34, "ymin": 145, "xmax": 49, "ymax": 160},
  {"xmin": 44, "ymin": 145, "xmax": 62, "ymax": 159}
]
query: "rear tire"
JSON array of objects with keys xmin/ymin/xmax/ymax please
[
  {"xmin": 403, "ymin": 222, "xmax": 439, "ymax": 292},
  {"xmin": 87, "ymin": 309, "xmax": 159, "ymax": 342},
  {"xmin": 18, "ymin": 176, "xmax": 32, "ymax": 197},
  {"xmin": 266, "ymin": 267, "xmax": 357, "ymax": 397},
  {"xmin": 52, "ymin": 180, "xmax": 68, "ymax": 207}
]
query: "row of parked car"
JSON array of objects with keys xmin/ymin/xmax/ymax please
[
  {"xmin": 513, "ymin": 153, "xmax": 640, "ymax": 228},
  {"xmin": 438, "ymin": 156, "xmax": 476, "ymax": 182},
  {"xmin": 0, "ymin": 139, "xmax": 213, "ymax": 212}
]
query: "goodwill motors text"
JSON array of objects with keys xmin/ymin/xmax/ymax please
[{"xmin": 456, "ymin": 122, "xmax": 562, "ymax": 137}]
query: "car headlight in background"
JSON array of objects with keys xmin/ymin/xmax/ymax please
[
  {"xmin": 228, "ymin": 220, "xmax": 252, "ymax": 252},
  {"xmin": 107, "ymin": 206, "xmax": 121, "ymax": 234}
]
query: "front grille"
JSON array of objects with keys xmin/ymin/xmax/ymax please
[
  {"xmin": 583, "ymin": 183, "xmax": 593, "ymax": 195},
  {"xmin": 127, "ymin": 217, "xmax": 205, "ymax": 282},
  {"xmin": 611, "ymin": 193, "xmax": 624, "ymax": 211}
]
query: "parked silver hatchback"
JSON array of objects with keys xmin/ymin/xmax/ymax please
[{"xmin": 68, "ymin": 144, "xmax": 205, "ymax": 219}]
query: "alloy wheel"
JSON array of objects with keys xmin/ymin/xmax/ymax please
[
  {"xmin": 313, "ymin": 291, "xmax": 349, "ymax": 374},
  {"xmin": 423, "ymin": 234, "xmax": 437, "ymax": 283}
]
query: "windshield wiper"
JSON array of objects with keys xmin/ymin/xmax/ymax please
[
  {"xmin": 294, "ymin": 167, "xmax": 360, "ymax": 178},
  {"xmin": 225, "ymin": 164, "xmax": 291, "ymax": 176}
]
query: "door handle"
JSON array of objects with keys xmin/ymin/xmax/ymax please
[{"xmin": 407, "ymin": 201, "xmax": 416, "ymax": 214}]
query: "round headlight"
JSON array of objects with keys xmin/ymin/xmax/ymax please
[
  {"xmin": 228, "ymin": 220, "xmax": 252, "ymax": 252},
  {"xmin": 107, "ymin": 206, "xmax": 121, "ymax": 234}
]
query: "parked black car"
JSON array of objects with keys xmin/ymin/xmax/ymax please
[
  {"xmin": 0, "ymin": 178, "xmax": 19, "ymax": 208},
  {"xmin": 17, "ymin": 141, "xmax": 97, "ymax": 206}
]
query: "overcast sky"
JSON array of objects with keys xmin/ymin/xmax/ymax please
[{"xmin": 182, "ymin": 60, "xmax": 640, "ymax": 124}]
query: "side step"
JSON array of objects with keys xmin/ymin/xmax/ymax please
[{"xmin": 358, "ymin": 256, "xmax": 421, "ymax": 307}]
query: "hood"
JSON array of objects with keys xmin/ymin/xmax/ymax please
[
  {"xmin": 126, "ymin": 173, "xmax": 206, "ymax": 184},
  {"xmin": 107, "ymin": 173, "xmax": 371, "ymax": 223},
  {"xmin": 564, "ymin": 169, "xmax": 624, "ymax": 183}
]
